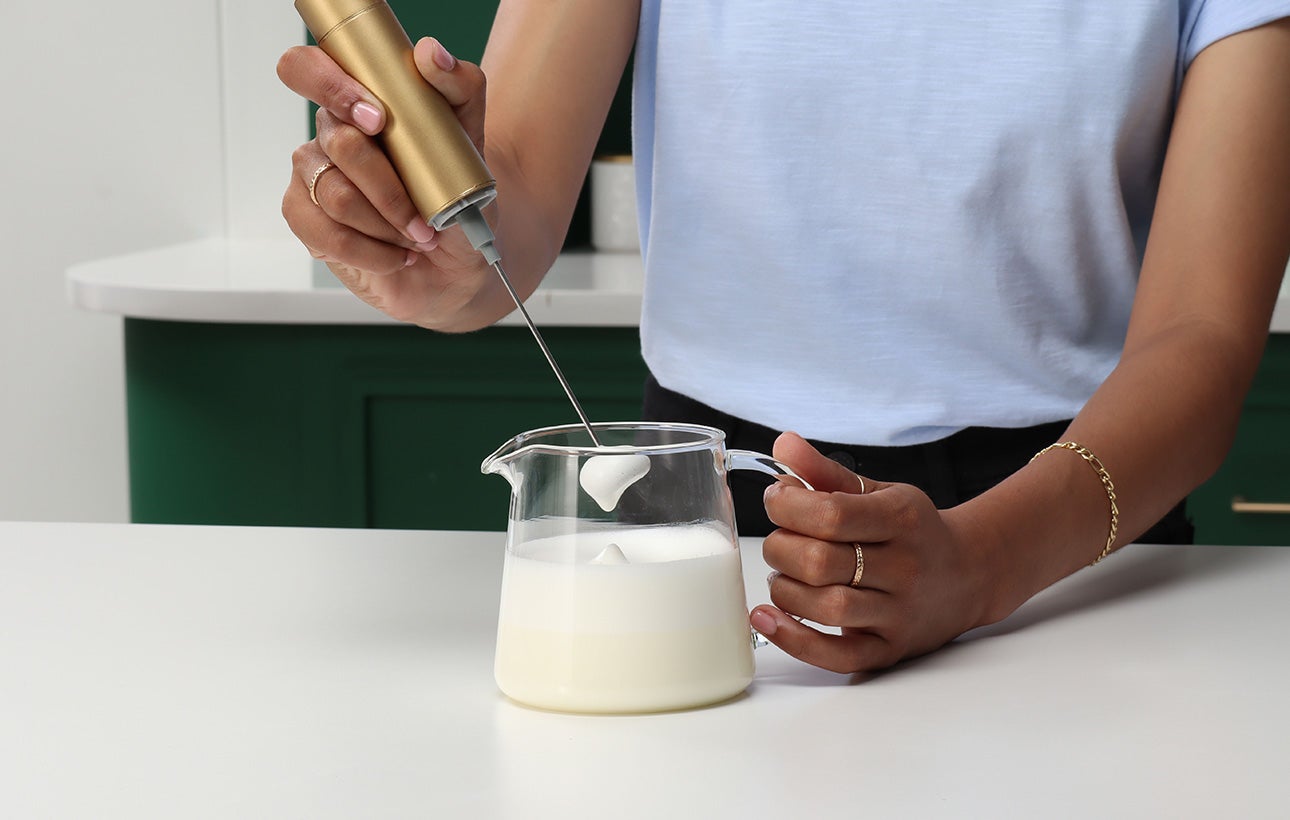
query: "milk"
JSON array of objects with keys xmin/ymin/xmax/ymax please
[{"xmin": 494, "ymin": 524, "xmax": 755, "ymax": 713}]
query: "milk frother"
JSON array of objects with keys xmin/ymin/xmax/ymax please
[{"xmin": 295, "ymin": 0, "xmax": 603, "ymax": 446}]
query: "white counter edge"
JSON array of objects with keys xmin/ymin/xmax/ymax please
[
  {"xmin": 66, "ymin": 238, "xmax": 645, "ymax": 328},
  {"xmin": 67, "ymin": 238, "xmax": 1290, "ymax": 332}
]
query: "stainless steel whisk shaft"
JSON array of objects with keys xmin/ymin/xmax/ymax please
[{"xmin": 490, "ymin": 261, "xmax": 603, "ymax": 447}]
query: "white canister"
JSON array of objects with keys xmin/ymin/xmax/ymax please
[{"xmin": 590, "ymin": 155, "xmax": 640, "ymax": 253}]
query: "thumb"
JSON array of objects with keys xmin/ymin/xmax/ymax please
[
  {"xmin": 412, "ymin": 37, "xmax": 488, "ymax": 151},
  {"xmin": 771, "ymin": 431, "xmax": 872, "ymax": 495}
]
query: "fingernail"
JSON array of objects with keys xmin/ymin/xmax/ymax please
[
  {"xmin": 415, "ymin": 238, "xmax": 439, "ymax": 253},
  {"xmin": 405, "ymin": 217, "xmax": 436, "ymax": 244},
  {"xmin": 750, "ymin": 609, "xmax": 778, "ymax": 637},
  {"xmin": 404, "ymin": 249, "xmax": 418, "ymax": 268},
  {"xmin": 352, "ymin": 102, "xmax": 382, "ymax": 134},
  {"xmin": 432, "ymin": 38, "xmax": 456, "ymax": 71},
  {"xmin": 766, "ymin": 570, "xmax": 780, "ymax": 589},
  {"xmin": 763, "ymin": 483, "xmax": 779, "ymax": 502}
]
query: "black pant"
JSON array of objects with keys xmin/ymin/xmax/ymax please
[{"xmin": 642, "ymin": 374, "xmax": 1193, "ymax": 543}]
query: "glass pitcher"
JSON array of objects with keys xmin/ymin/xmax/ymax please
[{"xmin": 481, "ymin": 421, "xmax": 807, "ymax": 714}]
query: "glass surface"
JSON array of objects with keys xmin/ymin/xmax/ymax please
[{"xmin": 482, "ymin": 422, "xmax": 805, "ymax": 713}]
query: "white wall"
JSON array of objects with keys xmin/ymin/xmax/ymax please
[{"xmin": 0, "ymin": 3, "xmax": 303, "ymax": 522}]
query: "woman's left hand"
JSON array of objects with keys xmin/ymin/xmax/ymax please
[{"xmin": 751, "ymin": 432, "xmax": 995, "ymax": 675}]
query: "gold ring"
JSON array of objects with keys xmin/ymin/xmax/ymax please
[
  {"xmin": 849, "ymin": 543, "xmax": 865, "ymax": 588},
  {"xmin": 308, "ymin": 161, "xmax": 336, "ymax": 207}
]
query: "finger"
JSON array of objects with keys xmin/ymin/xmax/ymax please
[
  {"xmin": 292, "ymin": 140, "xmax": 416, "ymax": 250},
  {"xmin": 412, "ymin": 38, "xmax": 488, "ymax": 149},
  {"xmin": 277, "ymin": 45, "xmax": 386, "ymax": 135},
  {"xmin": 764, "ymin": 481, "xmax": 924, "ymax": 544},
  {"xmin": 767, "ymin": 572, "xmax": 892, "ymax": 630},
  {"xmin": 749, "ymin": 605, "xmax": 897, "ymax": 675},
  {"xmin": 283, "ymin": 178, "xmax": 418, "ymax": 276},
  {"xmin": 307, "ymin": 115, "xmax": 438, "ymax": 249},
  {"xmin": 772, "ymin": 431, "xmax": 878, "ymax": 495},
  {"xmin": 762, "ymin": 529, "xmax": 864, "ymax": 588}
]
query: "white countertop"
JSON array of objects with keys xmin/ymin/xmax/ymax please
[
  {"xmin": 68, "ymin": 238, "xmax": 1290, "ymax": 331},
  {"xmin": 66, "ymin": 238, "xmax": 645, "ymax": 327},
  {"xmin": 2, "ymin": 521, "xmax": 1288, "ymax": 818}
]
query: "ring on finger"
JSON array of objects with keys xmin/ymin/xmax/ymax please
[
  {"xmin": 849, "ymin": 543, "xmax": 865, "ymax": 588},
  {"xmin": 308, "ymin": 161, "xmax": 336, "ymax": 207}
]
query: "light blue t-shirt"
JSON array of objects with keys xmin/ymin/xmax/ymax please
[{"xmin": 632, "ymin": 1, "xmax": 1289, "ymax": 446}]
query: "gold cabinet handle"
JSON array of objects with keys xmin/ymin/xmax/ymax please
[{"xmin": 1231, "ymin": 497, "xmax": 1290, "ymax": 515}]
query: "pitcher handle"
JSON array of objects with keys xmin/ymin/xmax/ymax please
[
  {"xmin": 725, "ymin": 449, "xmax": 815, "ymax": 492},
  {"xmin": 726, "ymin": 449, "xmax": 816, "ymax": 649}
]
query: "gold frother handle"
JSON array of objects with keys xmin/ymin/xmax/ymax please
[{"xmin": 295, "ymin": 0, "xmax": 495, "ymax": 229}]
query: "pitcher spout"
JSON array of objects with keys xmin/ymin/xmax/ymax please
[{"xmin": 480, "ymin": 434, "xmax": 524, "ymax": 487}]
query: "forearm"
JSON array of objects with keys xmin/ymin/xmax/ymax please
[{"xmin": 953, "ymin": 322, "xmax": 1265, "ymax": 624}]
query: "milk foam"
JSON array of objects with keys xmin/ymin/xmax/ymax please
[
  {"xmin": 578, "ymin": 451, "xmax": 651, "ymax": 512},
  {"xmin": 590, "ymin": 543, "xmax": 629, "ymax": 565}
]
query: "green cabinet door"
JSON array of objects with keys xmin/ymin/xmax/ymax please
[{"xmin": 125, "ymin": 319, "xmax": 648, "ymax": 530}]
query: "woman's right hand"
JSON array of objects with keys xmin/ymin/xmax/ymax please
[{"xmin": 276, "ymin": 37, "xmax": 498, "ymax": 330}]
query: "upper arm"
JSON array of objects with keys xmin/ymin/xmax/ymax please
[
  {"xmin": 480, "ymin": 1, "xmax": 641, "ymax": 238},
  {"xmin": 1126, "ymin": 18, "xmax": 1290, "ymax": 358}
]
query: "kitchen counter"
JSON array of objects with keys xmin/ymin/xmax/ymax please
[
  {"xmin": 65, "ymin": 238, "xmax": 1290, "ymax": 330},
  {"xmin": 67, "ymin": 238, "xmax": 645, "ymax": 326},
  {"xmin": 2, "ymin": 521, "xmax": 1288, "ymax": 818}
]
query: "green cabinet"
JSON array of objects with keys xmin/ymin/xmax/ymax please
[
  {"xmin": 125, "ymin": 320, "xmax": 1289, "ymax": 542},
  {"xmin": 125, "ymin": 319, "xmax": 648, "ymax": 530},
  {"xmin": 1190, "ymin": 334, "xmax": 1290, "ymax": 545}
]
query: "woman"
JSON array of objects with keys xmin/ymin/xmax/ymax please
[{"xmin": 278, "ymin": 2, "xmax": 1290, "ymax": 674}]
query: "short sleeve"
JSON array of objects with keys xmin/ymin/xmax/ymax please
[{"xmin": 1180, "ymin": 0, "xmax": 1290, "ymax": 70}]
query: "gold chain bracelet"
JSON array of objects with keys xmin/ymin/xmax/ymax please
[{"xmin": 1030, "ymin": 441, "xmax": 1119, "ymax": 565}]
